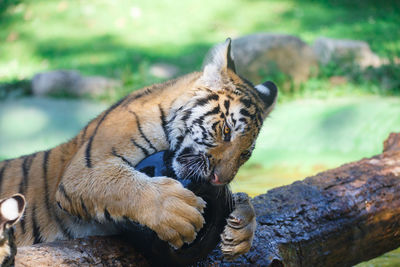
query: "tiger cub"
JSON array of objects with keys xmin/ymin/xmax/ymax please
[
  {"xmin": 0, "ymin": 38, "xmax": 277, "ymax": 259},
  {"xmin": 0, "ymin": 194, "xmax": 25, "ymax": 267}
]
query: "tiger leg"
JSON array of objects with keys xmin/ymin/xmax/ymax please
[
  {"xmin": 220, "ymin": 192, "xmax": 256, "ymax": 260},
  {"xmin": 55, "ymin": 156, "xmax": 206, "ymax": 249}
]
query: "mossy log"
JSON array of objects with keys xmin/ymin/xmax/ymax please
[{"xmin": 15, "ymin": 133, "xmax": 400, "ymax": 266}]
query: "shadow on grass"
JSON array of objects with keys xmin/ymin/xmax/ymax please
[
  {"xmin": 31, "ymin": 35, "xmax": 212, "ymax": 78},
  {"xmin": 278, "ymin": 0, "xmax": 400, "ymax": 57}
]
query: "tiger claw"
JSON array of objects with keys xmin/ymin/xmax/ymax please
[{"xmin": 220, "ymin": 192, "xmax": 256, "ymax": 260}]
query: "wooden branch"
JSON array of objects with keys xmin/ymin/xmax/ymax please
[
  {"xmin": 15, "ymin": 133, "xmax": 400, "ymax": 267},
  {"xmin": 15, "ymin": 236, "xmax": 150, "ymax": 266}
]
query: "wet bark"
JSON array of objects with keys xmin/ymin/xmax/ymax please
[
  {"xmin": 15, "ymin": 236, "xmax": 150, "ymax": 267},
  {"xmin": 15, "ymin": 133, "xmax": 400, "ymax": 267}
]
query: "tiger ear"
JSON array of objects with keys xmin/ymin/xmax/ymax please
[
  {"xmin": 198, "ymin": 38, "xmax": 236, "ymax": 89},
  {"xmin": 255, "ymin": 81, "xmax": 278, "ymax": 117},
  {"xmin": 0, "ymin": 194, "xmax": 26, "ymax": 228}
]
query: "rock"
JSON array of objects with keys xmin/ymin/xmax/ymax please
[
  {"xmin": 313, "ymin": 37, "xmax": 382, "ymax": 68},
  {"xmin": 31, "ymin": 70, "xmax": 81, "ymax": 96},
  {"xmin": 31, "ymin": 70, "xmax": 121, "ymax": 97},
  {"xmin": 76, "ymin": 76, "xmax": 121, "ymax": 97},
  {"xmin": 149, "ymin": 63, "xmax": 179, "ymax": 79},
  {"xmin": 329, "ymin": 76, "xmax": 348, "ymax": 86},
  {"xmin": 224, "ymin": 33, "xmax": 319, "ymax": 85}
]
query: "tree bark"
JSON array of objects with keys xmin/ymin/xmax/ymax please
[{"xmin": 15, "ymin": 133, "xmax": 400, "ymax": 267}]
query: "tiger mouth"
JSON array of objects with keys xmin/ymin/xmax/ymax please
[{"xmin": 210, "ymin": 172, "xmax": 225, "ymax": 186}]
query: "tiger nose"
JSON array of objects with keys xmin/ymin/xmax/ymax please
[{"xmin": 212, "ymin": 167, "xmax": 236, "ymax": 185}]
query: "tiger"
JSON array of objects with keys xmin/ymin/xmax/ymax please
[
  {"xmin": 0, "ymin": 38, "xmax": 277, "ymax": 261},
  {"xmin": 0, "ymin": 194, "xmax": 25, "ymax": 267}
]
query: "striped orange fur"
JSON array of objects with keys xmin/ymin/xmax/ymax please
[{"xmin": 0, "ymin": 39, "xmax": 277, "ymax": 257}]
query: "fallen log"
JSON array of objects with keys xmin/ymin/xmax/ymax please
[{"xmin": 15, "ymin": 133, "xmax": 400, "ymax": 266}]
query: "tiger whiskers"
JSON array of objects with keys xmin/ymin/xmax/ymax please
[{"xmin": 177, "ymin": 153, "xmax": 210, "ymax": 182}]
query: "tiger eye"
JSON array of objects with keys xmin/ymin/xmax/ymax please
[
  {"xmin": 223, "ymin": 125, "xmax": 231, "ymax": 141},
  {"xmin": 224, "ymin": 125, "xmax": 230, "ymax": 135}
]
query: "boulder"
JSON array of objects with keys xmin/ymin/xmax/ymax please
[
  {"xmin": 76, "ymin": 76, "xmax": 121, "ymax": 96},
  {"xmin": 149, "ymin": 63, "xmax": 179, "ymax": 79},
  {"xmin": 313, "ymin": 37, "xmax": 382, "ymax": 68},
  {"xmin": 226, "ymin": 33, "xmax": 318, "ymax": 85},
  {"xmin": 31, "ymin": 70, "xmax": 121, "ymax": 97}
]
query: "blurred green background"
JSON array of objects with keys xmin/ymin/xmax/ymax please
[{"xmin": 1, "ymin": 0, "xmax": 400, "ymax": 265}]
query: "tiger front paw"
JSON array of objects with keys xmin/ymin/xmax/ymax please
[
  {"xmin": 141, "ymin": 177, "xmax": 206, "ymax": 249},
  {"xmin": 220, "ymin": 192, "xmax": 256, "ymax": 260}
]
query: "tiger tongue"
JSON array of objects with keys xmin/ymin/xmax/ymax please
[{"xmin": 211, "ymin": 173, "xmax": 223, "ymax": 185}]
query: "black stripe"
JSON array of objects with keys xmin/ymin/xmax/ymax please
[
  {"xmin": 42, "ymin": 151, "xmax": 72, "ymax": 239},
  {"xmin": 42, "ymin": 150, "xmax": 51, "ymax": 214},
  {"xmin": 203, "ymin": 105, "xmax": 221, "ymax": 117},
  {"xmin": 32, "ymin": 205, "xmax": 43, "ymax": 244},
  {"xmin": 240, "ymin": 108, "xmax": 252, "ymax": 118},
  {"xmin": 193, "ymin": 106, "xmax": 221, "ymax": 126},
  {"xmin": 242, "ymin": 78, "xmax": 255, "ymax": 88},
  {"xmin": 211, "ymin": 121, "xmax": 220, "ymax": 131},
  {"xmin": 81, "ymin": 197, "xmax": 90, "ymax": 219},
  {"xmin": 240, "ymin": 98, "xmax": 253, "ymax": 108},
  {"xmin": 18, "ymin": 154, "xmax": 36, "ymax": 235},
  {"xmin": 194, "ymin": 94, "xmax": 219, "ymax": 106},
  {"xmin": 230, "ymin": 114, "xmax": 237, "ymax": 126},
  {"xmin": 19, "ymin": 153, "xmax": 36, "ymax": 195},
  {"xmin": 122, "ymin": 86, "xmax": 154, "ymax": 107},
  {"xmin": 111, "ymin": 148, "xmax": 135, "ymax": 168},
  {"xmin": 174, "ymin": 135, "xmax": 185, "ymax": 151},
  {"xmin": 130, "ymin": 138, "xmax": 149, "ymax": 156},
  {"xmin": 42, "ymin": 151, "xmax": 71, "ymax": 239},
  {"xmin": 19, "ymin": 217, "xmax": 26, "ymax": 234},
  {"xmin": 81, "ymin": 124, "xmax": 89, "ymax": 145},
  {"xmin": 85, "ymin": 97, "xmax": 125, "ymax": 168},
  {"xmin": 182, "ymin": 110, "xmax": 192, "ymax": 128},
  {"xmin": 224, "ymin": 100, "xmax": 230, "ymax": 115},
  {"xmin": 104, "ymin": 208, "xmax": 112, "ymax": 221},
  {"xmin": 256, "ymin": 113, "xmax": 262, "ymax": 125},
  {"xmin": 0, "ymin": 161, "xmax": 10, "ymax": 194},
  {"xmin": 130, "ymin": 111, "xmax": 157, "ymax": 152},
  {"xmin": 85, "ymin": 137, "xmax": 94, "ymax": 168},
  {"xmin": 53, "ymin": 208, "xmax": 73, "ymax": 239},
  {"xmin": 194, "ymin": 139, "xmax": 216, "ymax": 148},
  {"xmin": 158, "ymin": 105, "xmax": 169, "ymax": 140},
  {"xmin": 242, "ymin": 84, "xmax": 263, "ymax": 108},
  {"xmin": 58, "ymin": 183, "xmax": 73, "ymax": 205},
  {"xmin": 233, "ymin": 84, "xmax": 247, "ymax": 95}
]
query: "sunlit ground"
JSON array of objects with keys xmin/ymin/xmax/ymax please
[{"xmin": 231, "ymin": 96, "xmax": 400, "ymax": 195}]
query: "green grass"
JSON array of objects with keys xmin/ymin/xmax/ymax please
[
  {"xmin": 1, "ymin": 0, "xmax": 399, "ymax": 93},
  {"xmin": 357, "ymin": 250, "xmax": 400, "ymax": 267}
]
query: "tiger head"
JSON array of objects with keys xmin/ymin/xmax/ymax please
[{"xmin": 168, "ymin": 38, "xmax": 277, "ymax": 185}]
